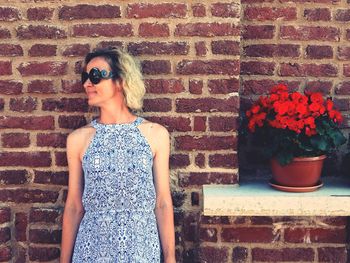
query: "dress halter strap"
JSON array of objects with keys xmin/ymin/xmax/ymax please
[{"xmin": 91, "ymin": 116, "xmax": 143, "ymax": 129}]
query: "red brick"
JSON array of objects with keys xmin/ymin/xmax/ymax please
[
  {"xmin": 16, "ymin": 25, "xmax": 67, "ymax": 39},
  {"xmin": 232, "ymin": 247, "xmax": 248, "ymax": 262},
  {"xmin": 0, "ymin": 116, "xmax": 54, "ymax": 130},
  {"xmin": 0, "ymin": 80, "xmax": 23, "ymax": 94},
  {"xmin": 212, "ymin": 40, "xmax": 239, "ymax": 55},
  {"xmin": 42, "ymin": 98, "xmax": 88, "ymax": 112},
  {"xmin": 176, "ymin": 97, "xmax": 239, "ymax": 113},
  {"xmin": 28, "ymin": 80, "xmax": 56, "ymax": 93},
  {"xmin": 36, "ymin": 133, "xmax": 67, "ymax": 148},
  {"xmin": 208, "ymin": 78, "xmax": 239, "ymax": 94},
  {"xmin": 0, "ymin": 208, "xmax": 10, "ymax": 224},
  {"xmin": 335, "ymin": 9, "xmax": 350, "ymax": 21},
  {"xmin": 59, "ymin": 4, "xmax": 120, "ymax": 20},
  {"xmin": 143, "ymin": 98, "xmax": 172, "ymax": 112},
  {"xmin": 209, "ymin": 116, "xmax": 238, "ymax": 132},
  {"xmin": 145, "ymin": 79, "xmax": 184, "ymax": 94},
  {"xmin": 15, "ymin": 212, "xmax": 27, "ymax": 241},
  {"xmin": 0, "ymin": 152, "xmax": 51, "ymax": 167},
  {"xmin": 199, "ymin": 227, "xmax": 217, "ymax": 242},
  {"xmin": 0, "ymin": 28, "xmax": 11, "ymax": 38},
  {"xmin": 0, "ymin": 246, "xmax": 11, "ymax": 262},
  {"xmin": 195, "ymin": 42, "xmax": 207, "ymax": 56},
  {"xmin": 344, "ymin": 64, "xmax": 350, "ymax": 76},
  {"xmin": 28, "ymin": 44, "xmax": 57, "ymax": 57},
  {"xmin": 284, "ymin": 228, "xmax": 346, "ymax": 243},
  {"xmin": 29, "ymin": 229, "xmax": 61, "ymax": 244},
  {"xmin": 96, "ymin": 41, "xmax": 123, "ymax": 50},
  {"xmin": 319, "ymin": 217, "xmax": 348, "ymax": 227},
  {"xmin": 55, "ymin": 151, "xmax": 68, "ymax": 166},
  {"xmin": 195, "ymin": 153, "xmax": 205, "ymax": 168},
  {"xmin": 62, "ymin": 44, "xmax": 90, "ymax": 57},
  {"xmin": 306, "ymin": 45, "xmax": 333, "ymax": 59},
  {"xmin": 192, "ymin": 4, "xmax": 206, "ymax": 17},
  {"xmin": 138, "ymin": 23, "xmax": 169, "ymax": 37},
  {"xmin": 304, "ymin": 80, "xmax": 332, "ymax": 94},
  {"xmin": 58, "ymin": 115, "xmax": 86, "ymax": 129},
  {"xmin": 304, "ymin": 8, "xmax": 331, "ymax": 21},
  {"xmin": 175, "ymin": 135, "xmax": 237, "ymax": 151},
  {"xmin": 175, "ymin": 23, "xmax": 240, "ymax": 37},
  {"xmin": 242, "ymin": 0, "xmax": 274, "ymax": 2},
  {"xmin": 170, "ymin": 154, "xmax": 190, "ymax": 168},
  {"xmin": 29, "ymin": 247, "xmax": 60, "ymax": 261},
  {"xmin": 0, "ymin": 44, "xmax": 23, "ymax": 56},
  {"xmin": 209, "ymin": 154, "xmax": 237, "ymax": 168},
  {"xmin": 141, "ymin": 60, "xmax": 171, "ymax": 75},
  {"xmin": 0, "ymin": 99, "xmax": 3, "ymax": 111},
  {"xmin": 10, "ymin": 97, "xmax": 37, "ymax": 112},
  {"xmin": 2, "ymin": 133, "xmax": 30, "ymax": 148},
  {"xmin": 27, "ymin": 7, "xmax": 54, "ymax": 20},
  {"xmin": 318, "ymin": 247, "xmax": 347, "ymax": 262},
  {"xmin": 61, "ymin": 80, "xmax": 84, "ymax": 93},
  {"xmin": 244, "ymin": 7, "xmax": 296, "ymax": 21},
  {"xmin": 189, "ymin": 79, "xmax": 203, "ymax": 94},
  {"xmin": 241, "ymin": 61, "xmax": 275, "ymax": 75},
  {"xmin": 0, "ymin": 227, "xmax": 10, "ymax": 242},
  {"xmin": 279, "ymin": 63, "xmax": 338, "ymax": 77},
  {"xmin": 211, "ymin": 3, "xmax": 239, "ymax": 18},
  {"xmin": 281, "ymin": 0, "xmax": 339, "ymax": 2},
  {"xmin": 72, "ymin": 24, "xmax": 132, "ymax": 37},
  {"xmin": 29, "ymin": 208, "xmax": 60, "ymax": 223},
  {"xmin": 242, "ymin": 79, "xmax": 299, "ymax": 95},
  {"xmin": 252, "ymin": 248, "xmax": 314, "ymax": 262},
  {"xmin": 243, "ymin": 25, "xmax": 275, "ymax": 39},
  {"xmin": 194, "ymin": 116, "xmax": 206, "ymax": 131},
  {"xmin": 0, "ymin": 61, "xmax": 11, "ymax": 75},
  {"xmin": 0, "ymin": 170, "xmax": 27, "ymax": 185},
  {"xmin": 333, "ymin": 98, "xmax": 349, "ymax": 111},
  {"xmin": 18, "ymin": 61, "xmax": 67, "ymax": 76},
  {"xmin": 221, "ymin": 227, "xmax": 277, "ymax": 243},
  {"xmin": 244, "ymin": 44, "xmax": 300, "ymax": 58},
  {"xmin": 0, "ymin": 7, "xmax": 20, "ymax": 21},
  {"xmin": 346, "ymin": 29, "xmax": 350, "ymax": 41},
  {"xmin": 179, "ymin": 172, "xmax": 238, "ymax": 187},
  {"xmin": 128, "ymin": 42, "xmax": 189, "ymax": 56},
  {"xmin": 0, "ymin": 189, "xmax": 58, "ymax": 203},
  {"xmin": 337, "ymin": 46, "xmax": 350, "ymax": 60},
  {"xmin": 199, "ymin": 247, "xmax": 228, "ymax": 263},
  {"xmin": 177, "ymin": 60, "xmax": 239, "ymax": 75},
  {"xmin": 280, "ymin": 26, "xmax": 340, "ymax": 41},
  {"xmin": 34, "ymin": 171, "xmax": 68, "ymax": 185},
  {"xmin": 250, "ymin": 216, "xmax": 274, "ymax": 225},
  {"xmin": 336, "ymin": 82, "xmax": 350, "ymax": 95},
  {"xmin": 145, "ymin": 116, "xmax": 191, "ymax": 132},
  {"xmin": 127, "ymin": 3, "xmax": 186, "ymax": 18}
]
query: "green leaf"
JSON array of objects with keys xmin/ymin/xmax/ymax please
[
  {"xmin": 329, "ymin": 129, "xmax": 347, "ymax": 147},
  {"xmin": 310, "ymin": 136, "xmax": 329, "ymax": 151}
]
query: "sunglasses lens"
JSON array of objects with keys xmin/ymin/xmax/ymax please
[
  {"xmin": 89, "ymin": 68, "xmax": 101, "ymax": 84},
  {"xmin": 81, "ymin": 72, "xmax": 89, "ymax": 84}
]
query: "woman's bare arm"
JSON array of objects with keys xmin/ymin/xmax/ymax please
[
  {"xmin": 60, "ymin": 130, "xmax": 86, "ymax": 263},
  {"xmin": 152, "ymin": 124, "xmax": 176, "ymax": 263}
]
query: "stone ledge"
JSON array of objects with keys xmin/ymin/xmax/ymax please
[{"xmin": 203, "ymin": 178, "xmax": 350, "ymax": 216}]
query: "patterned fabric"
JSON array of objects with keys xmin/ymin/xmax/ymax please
[{"xmin": 72, "ymin": 116, "xmax": 160, "ymax": 263}]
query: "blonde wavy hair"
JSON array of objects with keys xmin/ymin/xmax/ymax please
[{"xmin": 83, "ymin": 47, "xmax": 145, "ymax": 111}]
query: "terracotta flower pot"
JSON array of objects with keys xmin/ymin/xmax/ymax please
[{"xmin": 270, "ymin": 155, "xmax": 326, "ymax": 187}]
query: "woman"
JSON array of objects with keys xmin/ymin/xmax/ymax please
[{"xmin": 60, "ymin": 48, "xmax": 175, "ymax": 263}]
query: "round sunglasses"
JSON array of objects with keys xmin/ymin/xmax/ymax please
[{"xmin": 81, "ymin": 67, "xmax": 115, "ymax": 85}]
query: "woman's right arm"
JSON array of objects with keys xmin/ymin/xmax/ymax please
[{"xmin": 60, "ymin": 131, "xmax": 85, "ymax": 263}]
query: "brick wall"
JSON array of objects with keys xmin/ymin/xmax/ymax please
[{"xmin": 0, "ymin": 1, "xmax": 348, "ymax": 263}]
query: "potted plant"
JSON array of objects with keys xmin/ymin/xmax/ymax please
[{"xmin": 245, "ymin": 84, "xmax": 346, "ymax": 192}]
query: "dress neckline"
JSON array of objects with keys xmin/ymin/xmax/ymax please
[{"xmin": 91, "ymin": 116, "xmax": 143, "ymax": 128}]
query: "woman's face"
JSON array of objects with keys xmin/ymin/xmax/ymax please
[{"xmin": 83, "ymin": 56, "xmax": 121, "ymax": 107}]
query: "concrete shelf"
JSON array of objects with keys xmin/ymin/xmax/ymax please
[{"xmin": 203, "ymin": 178, "xmax": 350, "ymax": 216}]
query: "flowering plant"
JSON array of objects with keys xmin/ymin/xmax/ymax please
[{"xmin": 245, "ymin": 84, "xmax": 346, "ymax": 165}]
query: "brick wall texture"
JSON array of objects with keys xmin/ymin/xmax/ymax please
[{"xmin": 0, "ymin": 1, "xmax": 349, "ymax": 263}]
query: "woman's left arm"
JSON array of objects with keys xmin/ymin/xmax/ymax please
[{"xmin": 152, "ymin": 124, "xmax": 176, "ymax": 263}]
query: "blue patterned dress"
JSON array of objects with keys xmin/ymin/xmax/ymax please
[{"xmin": 72, "ymin": 116, "xmax": 161, "ymax": 263}]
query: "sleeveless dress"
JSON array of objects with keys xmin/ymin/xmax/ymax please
[{"xmin": 71, "ymin": 116, "xmax": 161, "ymax": 263}]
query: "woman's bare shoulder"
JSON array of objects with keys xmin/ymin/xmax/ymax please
[
  {"xmin": 141, "ymin": 118, "xmax": 169, "ymax": 139},
  {"xmin": 67, "ymin": 123, "xmax": 95, "ymax": 149}
]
